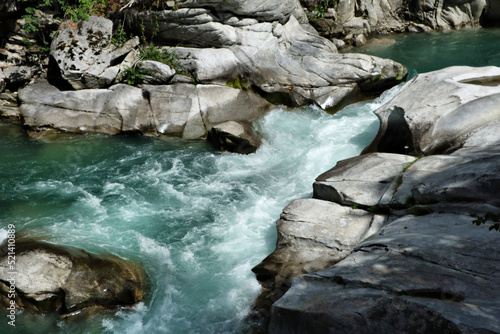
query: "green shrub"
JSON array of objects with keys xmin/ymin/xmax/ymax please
[{"xmin": 471, "ymin": 212, "xmax": 500, "ymax": 232}]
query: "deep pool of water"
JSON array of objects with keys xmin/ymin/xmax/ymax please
[
  {"xmin": 352, "ymin": 27, "xmax": 500, "ymax": 78},
  {"xmin": 2, "ymin": 27, "xmax": 500, "ymax": 334}
]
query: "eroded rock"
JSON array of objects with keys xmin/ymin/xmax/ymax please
[
  {"xmin": 270, "ymin": 212, "xmax": 500, "ymax": 333},
  {"xmin": 50, "ymin": 17, "xmax": 139, "ymax": 90},
  {"xmin": 364, "ymin": 66, "xmax": 500, "ymax": 155},
  {"xmin": 0, "ymin": 240, "xmax": 147, "ymax": 317}
]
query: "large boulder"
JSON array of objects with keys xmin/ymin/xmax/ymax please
[
  {"xmin": 127, "ymin": 10, "xmax": 407, "ymax": 110},
  {"xmin": 0, "ymin": 240, "xmax": 147, "ymax": 316},
  {"xmin": 409, "ymin": 0, "xmax": 487, "ymax": 29},
  {"xmin": 313, "ymin": 153, "xmax": 416, "ymax": 207},
  {"xmin": 18, "ymin": 79, "xmax": 272, "ymax": 139},
  {"xmin": 364, "ymin": 66, "xmax": 500, "ymax": 156},
  {"xmin": 50, "ymin": 17, "xmax": 139, "ymax": 89},
  {"xmin": 251, "ymin": 199, "xmax": 387, "ymax": 327},
  {"xmin": 143, "ymin": 0, "xmax": 305, "ymax": 23},
  {"xmin": 269, "ymin": 212, "xmax": 500, "ymax": 333}
]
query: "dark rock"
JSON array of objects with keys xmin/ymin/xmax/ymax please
[{"xmin": 207, "ymin": 120, "xmax": 261, "ymax": 154}]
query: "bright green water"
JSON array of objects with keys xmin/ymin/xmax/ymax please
[{"xmin": 1, "ymin": 27, "xmax": 500, "ymax": 333}]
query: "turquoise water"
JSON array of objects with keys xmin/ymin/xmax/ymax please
[
  {"xmin": 2, "ymin": 27, "xmax": 500, "ymax": 333},
  {"xmin": 0, "ymin": 89, "xmax": 398, "ymax": 333},
  {"xmin": 353, "ymin": 28, "xmax": 500, "ymax": 78}
]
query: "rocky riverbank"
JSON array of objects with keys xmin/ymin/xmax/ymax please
[{"xmin": 253, "ymin": 66, "xmax": 500, "ymax": 333}]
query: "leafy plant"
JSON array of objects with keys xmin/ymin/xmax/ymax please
[
  {"xmin": 121, "ymin": 65, "xmax": 148, "ymax": 85},
  {"xmin": 314, "ymin": 0, "xmax": 336, "ymax": 18},
  {"xmin": 471, "ymin": 212, "xmax": 500, "ymax": 232}
]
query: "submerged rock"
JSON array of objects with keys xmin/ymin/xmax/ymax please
[{"xmin": 0, "ymin": 240, "xmax": 147, "ymax": 317}]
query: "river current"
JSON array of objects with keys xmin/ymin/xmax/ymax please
[{"xmin": 1, "ymin": 28, "xmax": 500, "ymax": 333}]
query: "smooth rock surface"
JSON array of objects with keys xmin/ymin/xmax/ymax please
[
  {"xmin": 124, "ymin": 10, "xmax": 407, "ymax": 110},
  {"xmin": 270, "ymin": 212, "xmax": 500, "ymax": 333},
  {"xmin": 0, "ymin": 240, "xmax": 147, "ymax": 316},
  {"xmin": 364, "ymin": 66, "xmax": 500, "ymax": 155},
  {"xmin": 19, "ymin": 79, "xmax": 272, "ymax": 139},
  {"xmin": 252, "ymin": 199, "xmax": 387, "ymax": 328},
  {"xmin": 313, "ymin": 153, "xmax": 416, "ymax": 207}
]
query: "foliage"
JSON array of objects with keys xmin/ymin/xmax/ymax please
[
  {"xmin": 314, "ymin": 0, "xmax": 336, "ymax": 18},
  {"xmin": 226, "ymin": 75, "xmax": 251, "ymax": 90},
  {"xmin": 471, "ymin": 212, "xmax": 500, "ymax": 232},
  {"xmin": 112, "ymin": 25, "xmax": 133, "ymax": 46},
  {"xmin": 19, "ymin": 0, "xmax": 121, "ymax": 33},
  {"xmin": 121, "ymin": 66, "xmax": 148, "ymax": 85}
]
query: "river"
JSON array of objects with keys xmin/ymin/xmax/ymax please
[{"xmin": 1, "ymin": 27, "xmax": 500, "ymax": 333}]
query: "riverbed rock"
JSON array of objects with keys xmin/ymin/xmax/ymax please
[
  {"xmin": 50, "ymin": 17, "xmax": 139, "ymax": 90},
  {"xmin": 269, "ymin": 212, "xmax": 500, "ymax": 333},
  {"xmin": 364, "ymin": 66, "xmax": 500, "ymax": 156},
  {"xmin": 123, "ymin": 8, "xmax": 407, "ymax": 110},
  {"xmin": 313, "ymin": 153, "xmax": 416, "ymax": 207},
  {"xmin": 385, "ymin": 146, "xmax": 500, "ymax": 207},
  {"xmin": 18, "ymin": 79, "xmax": 272, "ymax": 139},
  {"xmin": 251, "ymin": 198, "xmax": 387, "ymax": 327},
  {"xmin": 0, "ymin": 240, "xmax": 147, "ymax": 316},
  {"xmin": 207, "ymin": 120, "xmax": 261, "ymax": 154}
]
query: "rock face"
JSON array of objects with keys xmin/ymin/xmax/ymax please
[
  {"xmin": 252, "ymin": 198, "xmax": 387, "ymax": 325},
  {"xmin": 307, "ymin": 0, "xmax": 492, "ymax": 43},
  {"xmin": 18, "ymin": 79, "xmax": 272, "ymax": 139},
  {"xmin": 270, "ymin": 211, "xmax": 500, "ymax": 333},
  {"xmin": 364, "ymin": 66, "xmax": 500, "ymax": 156},
  {"xmin": 257, "ymin": 66, "xmax": 500, "ymax": 333},
  {"xmin": 123, "ymin": 9, "xmax": 407, "ymax": 110},
  {"xmin": 50, "ymin": 17, "xmax": 140, "ymax": 89},
  {"xmin": 0, "ymin": 240, "xmax": 147, "ymax": 316}
]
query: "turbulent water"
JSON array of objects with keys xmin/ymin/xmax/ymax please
[{"xmin": 1, "ymin": 28, "xmax": 500, "ymax": 334}]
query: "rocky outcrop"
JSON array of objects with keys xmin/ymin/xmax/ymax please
[
  {"xmin": 256, "ymin": 66, "xmax": 500, "ymax": 332},
  {"xmin": 7, "ymin": 8, "xmax": 406, "ymax": 140},
  {"xmin": 121, "ymin": 9, "xmax": 407, "ymax": 110},
  {"xmin": 251, "ymin": 198, "xmax": 387, "ymax": 327},
  {"xmin": 270, "ymin": 210, "xmax": 500, "ymax": 333},
  {"xmin": 306, "ymin": 0, "xmax": 493, "ymax": 44},
  {"xmin": 18, "ymin": 79, "xmax": 272, "ymax": 139},
  {"xmin": 50, "ymin": 17, "xmax": 140, "ymax": 89},
  {"xmin": 0, "ymin": 240, "xmax": 147, "ymax": 317},
  {"xmin": 364, "ymin": 66, "xmax": 500, "ymax": 155}
]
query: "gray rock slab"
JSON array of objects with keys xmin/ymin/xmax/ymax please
[
  {"xmin": 366, "ymin": 66, "xmax": 500, "ymax": 155},
  {"xmin": 314, "ymin": 153, "xmax": 416, "ymax": 207},
  {"xmin": 270, "ymin": 212, "xmax": 500, "ymax": 333},
  {"xmin": 386, "ymin": 147, "xmax": 500, "ymax": 207},
  {"xmin": 253, "ymin": 198, "xmax": 387, "ymax": 298}
]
